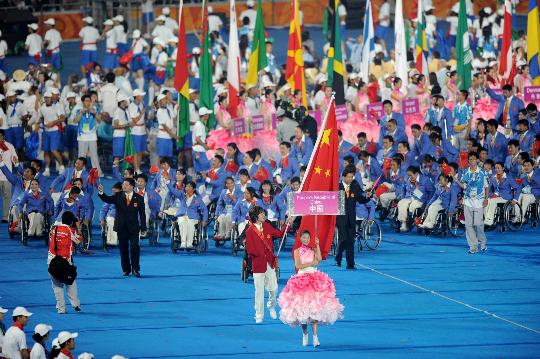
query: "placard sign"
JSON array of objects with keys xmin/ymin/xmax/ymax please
[
  {"xmin": 232, "ymin": 117, "xmax": 245, "ymax": 136},
  {"xmin": 287, "ymin": 191, "xmax": 345, "ymax": 216},
  {"xmin": 335, "ymin": 104, "xmax": 348, "ymax": 122},
  {"xmin": 367, "ymin": 102, "xmax": 384, "ymax": 121},
  {"xmin": 524, "ymin": 86, "xmax": 540, "ymax": 102},
  {"xmin": 402, "ymin": 98, "xmax": 420, "ymax": 115},
  {"xmin": 252, "ymin": 115, "xmax": 265, "ymax": 133}
]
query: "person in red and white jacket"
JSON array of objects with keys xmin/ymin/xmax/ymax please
[
  {"xmin": 245, "ymin": 206, "xmax": 292, "ymax": 324},
  {"xmin": 48, "ymin": 211, "xmax": 81, "ymax": 314}
]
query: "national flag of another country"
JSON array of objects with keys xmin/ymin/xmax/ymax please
[
  {"xmin": 394, "ymin": 0, "xmax": 408, "ymax": 87},
  {"xmin": 499, "ymin": 0, "xmax": 514, "ymax": 83},
  {"xmin": 286, "ymin": 0, "xmax": 307, "ymax": 107},
  {"xmin": 360, "ymin": 0, "xmax": 374, "ymax": 84},
  {"xmin": 456, "ymin": 0, "xmax": 472, "ymax": 90},
  {"xmin": 227, "ymin": 0, "xmax": 241, "ymax": 117},
  {"xmin": 326, "ymin": 0, "xmax": 345, "ymax": 105},
  {"xmin": 528, "ymin": 0, "xmax": 540, "ymax": 84},
  {"xmin": 174, "ymin": 0, "xmax": 190, "ymax": 146},
  {"xmin": 200, "ymin": 0, "xmax": 215, "ymax": 129},
  {"xmin": 246, "ymin": 0, "xmax": 267, "ymax": 89},
  {"xmin": 294, "ymin": 99, "xmax": 340, "ymax": 259},
  {"xmin": 123, "ymin": 127, "xmax": 136, "ymax": 169},
  {"xmin": 415, "ymin": 0, "xmax": 429, "ymax": 81}
]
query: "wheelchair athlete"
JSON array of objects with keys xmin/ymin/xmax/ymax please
[
  {"xmin": 484, "ymin": 162, "xmax": 521, "ymax": 226},
  {"xmin": 231, "ymin": 187, "xmax": 258, "ymax": 237},
  {"xmin": 214, "ymin": 177, "xmax": 242, "ymax": 241},
  {"xmin": 418, "ymin": 174, "xmax": 459, "ymax": 229},
  {"xmin": 163, "ymin": 169, "xmax": 187, "ymax": 216},
  {"xmin": 517, "ymin": 159, "xmax": 540, "ymax": 223},
  {"xmin": 54, "ymin": 186, "xmax": 90, "ymax": 226},
  {"xmin": 18, "ymin": 179, "xmax": 54, "ymax": 237},
  {"xmin": 99, "ymin": 182, "xmax": 123, "ymax": 246},
  {"xmin": 257, "ymin": 180, "xmax": 280, "ymax": 226},
  {"xmin": 173, "ymin": 181, "xmax": 208, "ymax": 249},
  {"xmin": 135, "ymin": 173, "xmax": 161, "ymax": 228},
  {"xmin": 377, "ymin": 156, "xmax": 406, "ymax": 213},
  {"xmin": 396, "ymin": 166, "xmax": 434, "ymax": 232}
]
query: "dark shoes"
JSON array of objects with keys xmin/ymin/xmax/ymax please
[
  {"xmin": 123, "ymin": 271, "xmax": 131, "ymax": 276},
  {"xmin": 132, "ymin": 270, "xmax": 141, "ymax": 278},
  {"xmin": 335, "ymin": 261, "xmax": 341, "ymax": 267},
  {"xmin": 74, "ymin": 306, "xmax": 81, "ymax": 312},
  {"xmin": 346, "ymin": 265, "xmax": 357, "ymax": 270}
]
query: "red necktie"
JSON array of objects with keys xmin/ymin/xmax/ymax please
[
  {"xmin": 281, "ymin": 156, "xmax": 289, "ymax": 168},
  {"xmin": 138, "ymin": 190, "xmax": 143, "ymax": 196}
]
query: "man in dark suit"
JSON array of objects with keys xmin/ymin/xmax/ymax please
[
  {"xmin": 336, "ymin": 166, "xmax": 372, "ymax": 270},
  {"xmin": 98, "ymin": 178, "xmax": 147, "ymax": 277}
]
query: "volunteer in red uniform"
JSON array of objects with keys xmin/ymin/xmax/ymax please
[
  {"xmin": 48, "ymin": 211, "xmax": 82, "ymax": 314},
  {"xmin": 245, "ymin": 206, "xmax": 291, "ymax": 324}
]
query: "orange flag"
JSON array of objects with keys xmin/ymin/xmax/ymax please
[
  {"xmin": 293, "ymin": 98, "xmax": 339, "ymax": 259},
  {"xmin": 285, "ymin": 0, "xmax": 307, "ymax": 107}
]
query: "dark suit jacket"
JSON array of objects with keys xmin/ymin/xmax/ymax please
[
  {"xmin": 337, "ymin": 180, "xmax": 370, "ymax": 226},
  {"xmin": 99, "ymin": 191, "xmax": 147, "ymax": 234}
]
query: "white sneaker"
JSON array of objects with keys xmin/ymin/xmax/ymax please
[
  {"xmin": 58, "ymin": 165, "xmax": 65, "ymax": 175},
  {"xmin": 313, "ymin": 335, "xmax": 320, "ymax": 347},
  {"xmin": 255, "ymin": 317, "xmax": 263, "ymax": 324},
  {"xmin": 302, "ymin": 333, "xmax": 308, "ymax": 346},
  {"xmin": 400, "ymin": 225, "xmax": 408, "ymax": 232},
  {"xmin": 43, "ymin": 168, "xmax": 51, "ymax": 177},
  {"xmin": 269, "ymin": 308, "xmax": 277, "ymax": 320}
]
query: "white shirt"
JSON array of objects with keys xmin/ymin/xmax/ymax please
[
  {"xmin": 154, "ymin": 51, "xmax": 168, "ymax": 71},
  {"xmin": 164, "ymin": 17, "xmax": 179, "ymax": 33},
  {"xmin": 379, "ymin": 2, "xmax": 390, "ymax": 26},
  {"xmin": 192, "ymin": 120, "xmax": 206, "ymax": 152},
  {"xmin": 99, "ymin": 83, "xmax": 119, "ymax": 116},
  {"xmin": 0, "ymin": 106, "xmax": 7, "ymax": 130},
  {"xmin": 208, "ymin": 14, "xmax": 223, "ymax": 33},
  {"xmin": 40, "ymin": 103, "xmax": 64, "ymax": 132},
  {"xmin": 79, "ymin": 26, "xmax": 100, "ymax": 50},
  {"xmin": 7, "ymin": 102, "xmax": 24, "ymax": 127},
  {"xmin": 113, "ymin": 107, "xmax": 129, "ymax": 137},
  {"xmin": 448, "ymin": 16, "xmax": 458, "ymax": 36},
  {"xmin": 157, "ymin": 106, "xmax": 174, "ymax": 139},
  {"xmin": 141, "ymin": 0, "xmax": 153, "ymax": 13},
  {"xmin": 132, "ymin": 37, "xmax": 148, "ymax": 54},
  {"xmin": 2, "ymin": 325, "xmax": 27, "ymax": 359},
  {"xmin": 65, "ymin": 103, "xmax": 79, "ymax": 125},
  {"xmin": 0, "ymin": 40, "xmax": 8, "ymax": 57},
  {"xmin": 105, "ymin": 28, "xmax": 117, "ymax": 50},
  {"xmin": 25, "ymin": 33, "xmax": 42, "ymax": 56},
  {"xmin": 151, "ymin": 25, "xmax": 174, "ymax": 44},
  {"xmin": 129, "ymin": 101, "xmax": 146, "ymax": 135},
  {"xmin": 239, "ymin": 9, "xmax": 257, "ymax": 29},
  {"xmin": 44, "ymin": 29, "xmax": 62, "ymax": 51},
  {"xmin": 29, "ymin": 342, "xmax": 46, "ymax": 359},
  {"xmin": 114, "ymin": 24, "xmax": 127, "ymax": 44}
]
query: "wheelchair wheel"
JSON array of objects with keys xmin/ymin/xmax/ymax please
[
  {"xmin": 21, "ymin": 213, "xmax": 29, "ymax": 246},
  {"xmin": 241, "ymin": 259, "xmax": 250, "ymax": 283},
  {"xmin": 447, "ymin": 206, "xmax": 466, "ymax": 237},
  {"xmin": 80, "ymin": 223, "xmax": 91, "ymax": 251},
  {"xmin": 331, "ymin": 228, "xmax": 339, "ymax": 257},
  {"xmin": 102, "ymin": 226, "xmax": 108, "ymax": 251},
  {"xmin": 231, "ymin": 227, "xmax": 239, "ymax": 256},
  {"xmin": 43, "ymin": 214, "xmax": 51, "ymax": 247},
  {"xmin": 362, "ymin": 220, "xmax": 382, "ymax": 250},
  {"xmin": 8, "ymin": 208, "xmax": 15, "ymax": 239},
  {"xmin": 151, "ymin": 217, "xmax": 160, "ymax": 246},
  {"xmin": 504, "ymin": 202, "xmax": 523, "ymax": 232},
  {"xmin": 170, "ymin": 222, "xmax": 179, "ymax": 253},
  {"xmin": 388, "ymin": 206, "xmax": 400, "ymax": 231}
]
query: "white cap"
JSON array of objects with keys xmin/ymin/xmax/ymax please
[
  {"xmin": 133, "ymin": 89, "xmax": 146, "ymax": 97},
  {"xmin": 117, "ymin": 94, "xmax": 130, "ymax": 103},
  {"xmin": 111, "ymin": 356, "xmax": 127, "ymax": 359},
  {"xmin": 192, "ymin": 47, "xmax": 200, "ymax": 55},
  {"xmin": 349, "ymin": 73, "xmax": 359, "ymax": 80},
  {"xmin": 276, "ymin": 107, "xmax": 286, "ymax": 117},
  {"xmin": 189, "ymin": 88, "xmax": 198, "ymax": 94},
  {"xmin": 34, "ymin": 324, "xmax": 53, "ymax": 336},
  {"xmin": 114, "ymin": 15, "xmax": 124, "ymax": 22},
  {"xmin": 153, "ymin": 38, "xmax": 166, "ymax": 47},
  {"xmin": 0, "ymin": 306, "xmax": 8, "ymax": 313},
  {"xmin": 50, "ymin": 87, "xmax": 60, "ymax": 95},
  {"xmin": 104, "ymin": 19, "xmax": 114, "ymax": 26},
  {"xmin": 215, "ymin": 86, "xmax": 227, "ymax": 96},
  {"xmin": 208, "ymin": 6, "xmax": 214, "ymax": 13},
  {"xmin": 45, "ymin": 18, "xmax": 56, "ymax": 26},
  {"xmin": 57, "ymin": 331, "xmax": 78, "ymax": 345},
  {"xmin": 317, "ymin": 75, "xmax": 328, "ymax": 84},
  {"xmin": 82, "ymin": 16, "xmax": 93, "ymax": 24},
  {"xmin": 6, "ymin": 89, "xmax": 16, "ymax": 97},
  {"xmin": 517, "ymin": 60, "xmax": 527, "ymax": 67},
  {"xmin": 13, "ymin": 306, "xmax": 33, "ymax": 317},
  {"xmin": 156, "ymin": 15, "xmax": 166, "ymax": 22},
  {"xmin": 27, "ymin": 23, "xmax": 38, "ymax": 30},
  {"xmin": 247, "ymin": 0, "xmax": 255, "ymax": 7},
  {"xmin": 157, "ymin": 93, "xmax": 167, "ymax": 102},
  {"xmin": 132, "ymin": 29, "xmax": 141, "ymax": 39},
  {"xmin": 484, "ymin": 7, "xmax": 492, "ymax": 15},
  {"xmin": 52, "ymin": 338, "xmax": 60, "ymax": 350},
  {"xmin": 66, "ymin": 91, "xmax": 77, "ymax": 99},
  {"xmin": 198, "ymin": 107, "xmax": 212, "ymax": 116},
  {"xmin": 168, "ymin": 37, "xmax": 178, "ymax": 44},
  {"xmin": 78, "ymin": 353, "xmax": 94, "ymax": 359},
  {"xmin": 162, "ymin": 6, "xmax": 171, "ymax": 15},
  {"xmin": 43, "ymin": 91, "xmax": 53, "ymax": 98},
  {"xmin": 451, "ymin": 3, "xmax": 459, "ymax": 13},
  {"xmin": 262, "ymin": 79, "xmax": 275, "ymax": 88}
]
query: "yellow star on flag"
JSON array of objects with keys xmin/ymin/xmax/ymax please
[
  {"xmin": 320, "ymin": 129, "xmax": 332, "ymax": 147},
  {"xmin": 325, "ymin": 169, "xmax": 331, "ymax": 177},
  {"xmin": 315, "ymin": 165, "xmax": 322, "ymax": 175}
]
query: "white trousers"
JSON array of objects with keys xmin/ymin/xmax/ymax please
[
  {"xmin": 518, "ymin": 193, "xmax": 536, "ymax": 222},
  {"xmin": 178, "ymin": 216, "xmax": 198, "ymax": 247},
  {"xmin": 0, "ymin": 180, "xmax": 12, "ymax": 221},
  {"xmin": 465, "ymin": 205, "xmax": 487, "ymax": 251},
  {"xmin": 217, "ymin": 214, "xmax": 232, "ymax": 238},
  {"xmin": 397, "ymin": 198, "xmax": 423, "ymax": 223},
  {"xmin": 253, "ymin": 263, "xmax": 278, "ymax": 320},
  {"xmin": 453, "ymin": 130, "xmax": 468, "ymax": 151},
  {"xmin": 420, "ymin": 200, "xmax": 443, "ymax": 229},
  {"xmin": 47, "ymin": 255, "xmax": 80, "ymax": 313},
  {"xmin": 78, "ymin": 140, "xmax": 102, "ymax": 175},
  {"xmin": 106, "ymin": 216, "xmax": 118, "ymax": 245},
  {"xmin": 380, "ymin": 191, "xmax": 396, "ymax": 208},
  {"xmin": 27, "ymin": 212, "xmax": 44, "ymax": 236},
  {"xmin": 484, "ymin": 197, "xmax": 507, "ymax": 225}
]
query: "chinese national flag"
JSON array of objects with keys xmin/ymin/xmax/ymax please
[{"xmin": 293, "ymin": 99, "xmax": 340, "ymax": 259}]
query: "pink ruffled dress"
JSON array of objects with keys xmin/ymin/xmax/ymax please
[{"xmin": 278, "ymin": 245, "xmax": 344, "ymax": 327}]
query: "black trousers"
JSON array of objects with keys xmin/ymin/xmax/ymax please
[
  {"xmin": 336, "ymin": 223, "xmax": 356, "ymax": 267},
  {"xmin": 118, "ymin": 230, "xmax": 140, "ymax": 272}
]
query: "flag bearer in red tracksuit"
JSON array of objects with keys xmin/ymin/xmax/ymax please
[{"xmin": 245, "ymin": 206, "xmax": 291, "ymax": 324}]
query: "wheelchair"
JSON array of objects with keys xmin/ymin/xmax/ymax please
[
  {"xmin": 388, "ymin": 199, "xmax": 424, "ymax": 233},
  {"xmin": 356, "ymin": 219, "xmax": 382, "ymax": 251},
  {"xmin": 330, "ymin": 228, "xmax": 339, "ymax": 257},
  {"xmin": 7, "ymin": 204, "xmax": 20, "ymax": 239},
  {"xmin": 241, "ymin": 247, "xmax": 253, "ymax": 283},
  {"xmin": 484, "ymin": 201, "xmax": 523, "ymax": 233},
  {"xmin": 229, "ymin": 223, "xmax": 248, "ymax": 256},
  {"xmin": 139, "ymin": 215, "xmax": 160, "ymax": 246},
  {"xmin": 522, "ymin": 200, "xmax": 540, "ymax": 229},
  {"xmin": 78, "ymin": 221, "xmax": 92, "ymax": 252},
  {"xmin": 20, "ymin": 210, "xmax": 51, "ymax": 246},
  {"xmin": 419, "ymin": 205, "xmax": 467, "ymax": 237},
  {"xmin": 170, "ymin": 214, "xmax": 208, "ymax": 254}
]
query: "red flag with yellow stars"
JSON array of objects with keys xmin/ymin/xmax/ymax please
[{"xmin": 293, "ymin": 98, "xmax": 340, "ymax": 259}]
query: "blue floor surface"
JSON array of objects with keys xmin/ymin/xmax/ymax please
[{"xmin": 1, "ymin": 184, "xmax": 540, "ymax": 357}]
